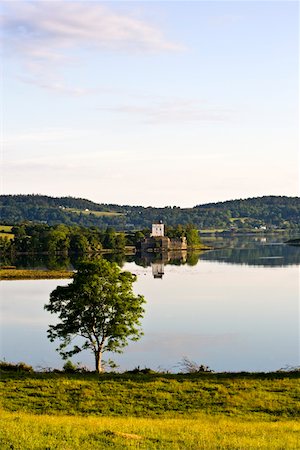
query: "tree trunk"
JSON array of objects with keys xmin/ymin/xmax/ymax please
[{"xmin": 95, "ymin": 349, "xmax": 103, "ymax": 373}]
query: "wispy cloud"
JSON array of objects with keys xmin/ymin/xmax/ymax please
[
  {"xmin": 2, "ymin": 1, "xmax": 183, "ymax": 92},
  {"xmin": 101, "ymin": 99, "xmax": 232, "ymax": 124},
  {"xmin": 16, "ymin": 75, "xmax": 94, "ymax": 96}
]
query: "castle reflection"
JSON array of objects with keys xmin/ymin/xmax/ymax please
[{"xmin": 136, "ymin": 251, "xmax": 188, "ymax": 279}]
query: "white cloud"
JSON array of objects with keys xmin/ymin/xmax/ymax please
[
  {"xmin": 2, "ymin": 2, "xmax": 183, "ymax": 93},
  {"xmin": 2, "ymin": 2, "xmax": 183, "ymax": 63}
]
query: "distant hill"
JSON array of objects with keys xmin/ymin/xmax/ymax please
[{"xmin": 1, "ymin": 194, "xmax": 299, "ymax": 231}]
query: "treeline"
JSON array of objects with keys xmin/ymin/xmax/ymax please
[
  {"xmin": 0, "ymin": 224, "xmax": 126, "ymax": 257},
  {"xmin": 0, "ymin": 223, "xmax": 201, "ymax": 257},
  {"xmin": 1, "ymin": 194, "xmax": 300, "ymax": 231},
  {"xmin": 195, "ymin": 196, "xmax": 300, "ymax": 229},
  {"xmin": 0, "ymin": 194, "xmax": 122, "ymax": 213}
]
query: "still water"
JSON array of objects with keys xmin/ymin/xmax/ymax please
[{"xmin": 1, "ymin": 236, "xmax": 299, "ymax": 372}]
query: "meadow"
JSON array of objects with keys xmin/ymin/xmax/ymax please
[
  {"xmin": 65, "ymin": 208, "xmax": 124, "ymax": 217},
  {"xmin": 0, "ymin": 225, "xmax": 13, "ymax": 232},
  {"xmin": 1, "ymin": 410, "xmax": 299, "ymax": 450},
  {"xmin": 1, "ymin": 370, "xmax": 299, "ymax": 449},
  {"xmin": 0, "ymin": 225, "xmax": 14, "ymax": 240}
]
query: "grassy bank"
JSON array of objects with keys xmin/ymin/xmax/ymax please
[
  {"xmin": 1, "ymin": 371, "xmax": 299, "ymax": 418},
  {"xmin": 0, "ymin": 269, "xmax": 73, "ymax": 280},
  {"xmin": 1, "ymin": 371, "xmax": 299, "ymax": 449}
]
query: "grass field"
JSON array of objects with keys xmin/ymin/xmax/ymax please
[
  {"xmin": 65, "ymin": 208, "xmax": 124, "ymax": 217},
  {"xmin": 1, "ymin": 410, "xmax": 299, "ymax": 450},
  {"xmin": 1, "ymin": 371, "xmax": 299, "ymax": 418},
  {"xmin": 0, "ymin": 225, "xmax": 13, "ymax": 232},
  {"xmin": 0, "ymin": 225, "xmax": 14, "ymax": 240},
  {"xmin": 0, "ymin": 269, "xmax": 73, "ymax": 280},
  {"xmin": 229, "ymin": 217, "xmax": 248, "ymax": 223},
  {"xmin": 1, "ymin": 371, "xmax": 299, "ymax": 449}
]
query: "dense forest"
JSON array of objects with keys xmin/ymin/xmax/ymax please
[
  {"xmin": 0, "ymin": 222, "xmax": 201, "ymax": 260},
  {"xmin": 1, "ymin": 194, "xmax": 300, "ymax": 231}
]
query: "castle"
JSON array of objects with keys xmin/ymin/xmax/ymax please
[{"xmin": 140, "ymin": 222, "xmax": 187, "ymax": 253}]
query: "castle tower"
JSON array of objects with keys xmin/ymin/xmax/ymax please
[{"xmin": 151, "ymin": 222, "xmax": 164, "ymax": 237}]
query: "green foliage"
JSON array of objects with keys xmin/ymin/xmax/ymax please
[
  {"xmin": 63, "ymin": 360, "xmax": 80, "ymax": 373},
  {"xmin": 164, "ymin": 224, "xmax": 202, "ymax": 248},
  {"xmin": 0, "ymin": 223, "xmax": 124, "ymax": 257},
  {"xmin": 1, "ymin": 194, "xmax": 299, "ymax": 231},
  {"xmin": 45, "ymin": 260, "xmax": 145, "ymax": 372},
  {"xmin": 185, "ymin": 224, "xmax": 201, "ymax": 247}
]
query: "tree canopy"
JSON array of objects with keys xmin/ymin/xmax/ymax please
[
  {"xmin": 1, "ymin": 194, "xmax": 299, "ymax": 231},
  {"xmin": 45, "ymin": 259, "xmax": 145, "ymax": 372}
]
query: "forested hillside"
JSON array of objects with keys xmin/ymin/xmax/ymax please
[{"xmin": 1, "ymin": 194, "xmax": 299, "ymax": 231}]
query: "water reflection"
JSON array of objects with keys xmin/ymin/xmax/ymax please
[
  {"xmin": 200, "ymin": 243, "xmax": 300, "ymax": 267},
  {"xmin": 1, "ymin": 233, "xmax": 299, "ymax": 372},
  {"xmin": 1, "ymin": 260, "xmax": 298, "ymax": 372},
  {"xmin": 135, "ymin": 251, "xmax": 188, "ymax": 279},
  {"xmin": 3, "ymin": 235, "xmax": 300, "ymax": 276},
  {"xmin": 152, "ymin": 262, "xmax": 164, "ymax": 279}
]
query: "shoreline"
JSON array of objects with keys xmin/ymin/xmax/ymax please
[{"xmin": 0, "ymin": 269, "xmax": 74, "ymax": 280}]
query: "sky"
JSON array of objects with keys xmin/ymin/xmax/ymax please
[{"xmin": 1, "ymin": 0, "xmax": 299, "ymax": 207}]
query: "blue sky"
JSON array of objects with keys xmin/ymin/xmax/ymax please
[{"xmin": 2, "ymin": 0, "xmax": 299, "ymax": 207}]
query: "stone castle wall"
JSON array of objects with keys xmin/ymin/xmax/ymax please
[{"xmin": 140, "ymin": 236, "xmax": 187, "ymax": 252}]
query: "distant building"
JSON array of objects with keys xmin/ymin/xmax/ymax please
[{"xmin": 151, "ymin": 223, "xmax": 164, "ymax": 237}]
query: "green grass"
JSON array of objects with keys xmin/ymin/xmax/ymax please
[
  {"xmin": 1, "ymin": 371, "xmax": 299, "ymax": 449},
  {"xmin": 1, "ymin": 410, "xmax": 299, "ymax": 450},
  {"xmin": 229, "ymin": 217, "xmax": 248, "ymax": 223},
  {"xmin": 0, "ymin": 269, "xmax": 73, "ymax": 280},
  {"xmin": 1, "ymin": 371, "xmax": 299, "ymax": 419},
  {"xmin": 0, "ymin": 225, "xmax": 13, "ymax": 232},
  {"xmin": 0, "ymin": 225, "xmax": 14, "ymax": 240},
  {"xmin": 65, "ymin": 208, "xmax": 124, "ymax": 217}
]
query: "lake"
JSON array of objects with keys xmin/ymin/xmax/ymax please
[{"xmin": 1, "ymin": 235, "xmax": 299, "ymax": 372}]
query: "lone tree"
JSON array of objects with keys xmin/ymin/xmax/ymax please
[{"xmin": 45, "ymin": 259, "xmax": 145, "ymax": 373}]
